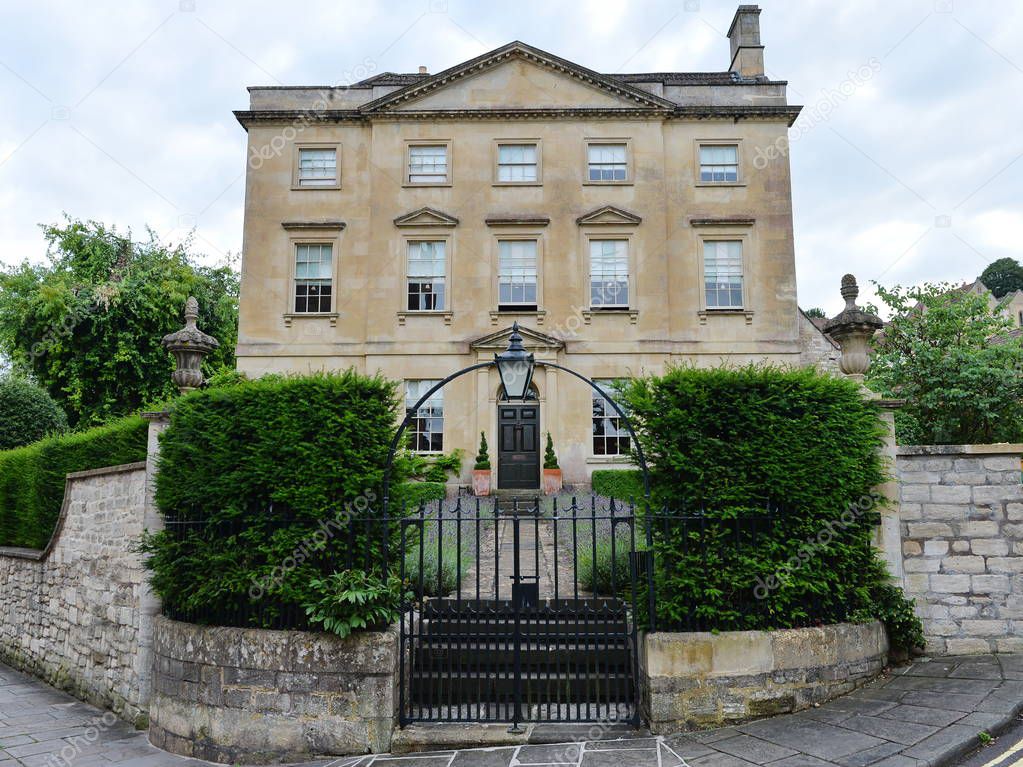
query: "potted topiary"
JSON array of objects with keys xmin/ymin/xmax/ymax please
[
  {"xmin": 472, "ymin": 431, "xmax": 492, "ymax": 496},
  {"xmin": 543, "ymin": 432, "xmax": 562, "ymax": 495}
]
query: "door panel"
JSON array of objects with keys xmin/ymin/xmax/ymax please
[{"xmin": 498, "ymin": 404, "xmax": 540, "ymax": 489}]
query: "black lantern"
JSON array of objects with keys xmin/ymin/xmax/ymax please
[{"xmin": 495, "ymin": 322, "xmax": 535, "ymax": 401}]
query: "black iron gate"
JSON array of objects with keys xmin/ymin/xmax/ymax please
[{"xmin": 398, "ymin": 496, "xmax": 642, "ymax": 728}]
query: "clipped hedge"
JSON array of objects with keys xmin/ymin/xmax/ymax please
[
  {"xmin": 143, "ymin": 372, "xmax": 404, "ymax": 630},
  {"xmin": 0, "ymin": 415, "xmax": 148, "ymax": 548},
  {"xmin": 624, "ymin": 365, "xmax": 922, "ymax": 649},
  {"xmin": 591, "ymin": 469, "xmax": 645, "ymax": 500},
  {"xmin": 394, "ymin": 481, "xmax": 446, "ymax": 509}
]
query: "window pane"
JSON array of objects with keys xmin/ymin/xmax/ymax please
[
  {"xmin": 409, "ymin": 145, "xmax": 448, "ymax": 182},
  {"xmin": 589, "ymin": 240, "xmax": 629, "ymax": 307},
  {"xmin": 497, "ymin": 144, "xmax": 538, "ymax": 183},
  {"xmin": 294, "ymin": 244, "xmax": 333, "ymax": 312},
  {"xmin": 406, "ymin": 380, "xmax": 443, "ymax": 453},
  {"xmin": 587, "ymin": 143, "xmax": 627, "ymax": 181},
  {"xmin": 298, "ymin": 148, "xmax": 337, "ymax": 186},
  {"xmin": 699, "ymin": 144, "xmax": 738, "ymax": 183},
  {"xmin": 498, "ymin": 240, "xmax": 538, "ymax": 306},
  {"xmin": 592, "ymin": 378, "xmax": 629, "ymax": 457},
  {"xmin": 704, "ymin": 240, "xmax": 744, "ymax": 308}
]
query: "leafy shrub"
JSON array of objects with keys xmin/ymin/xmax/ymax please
[
  {"xmin": 623, "ymin": 364, "xmax": 923, "ymax": 650},
  {"xmin": 577, "ymin": 538, "xmax": 632, "ymax": 595},
  {"xmin": 0, "ymin": 415, "xmax": 148, "ymax": 548},
  {"xmin": 591, "ymin": 469, "xmax": 645, "ymax": 501},
  {"xmin": 0, "ymin": 376, "xmax": 68, "ymax": 450},
  {"xmin": 305, "ymin": 570, "xmax": 405, "ymax": 638},
  {"xmin": 394, "ymin": 481, "xmax": 446, "ymax": 509},
  {"xmin": 142, "ymin": 371, "xmax": 404, "ymax": 630},
  {"xmin": 400, "ymin": 449, "xmax": 464, "ymax": 483}
]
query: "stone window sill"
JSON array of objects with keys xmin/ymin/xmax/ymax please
[
  {"xmin": 397, "ymin": 310, "xmax": 453, "ymax": 326},
  {"xmin": 586, "ymin": 455, "xmax": 631, "ymax": 465},
  {"xmin": 490, "ymin": 309, "xmax": 547, "ymax": 325},
  {"xmin": 698, "ymin": 309, "xmax": 753, "ymax": 325},
  {"xmin": 582, "ymin": 309, "xmax": 638, "ymax": 325},
  {"xmin": 283, "ymin": 312, "xmax": 339, "ymax": 328}
]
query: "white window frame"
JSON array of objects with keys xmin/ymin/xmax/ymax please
[
  {"xmin": 405, "ymin": 380, "xmax": 444, "ymax": 454},
  {"xmin": 406, "ymin": 240, "xmax": 447, "ymax": 312},
  {"xmin": 496, "ymin": 238, "xmax": 540, "ymax": 311},
  {"xmin": 292, "ymin": 142, "xmax": 340, "ymax": 190},
  {"xmin": 592, "ymin": 378, "xmax": 631, "ymax": 458},
  {"xmin": 494, "ymin": 140, "xmax": 541, "ymax": 185},
  {"xmin": 405, "ymin": 141, "xmax": 452, "ymax": 186},
  {"xmin": 695, "ymin": 139, "xmax": 744, "ymax": 187},
  {"xmin": 584, "ymin": 139, "xmax": 631, "ymax": 185},
  {"xmin": 701, "ymin": 238, "xmax": 746, "ymax": 310},
  {"xmin": 292, "ymin": 242, "xmax": 335, "ymax": 314},
  {"xmin": 588, "ymin": 239, "xmax": 631, "ymax": 309}
]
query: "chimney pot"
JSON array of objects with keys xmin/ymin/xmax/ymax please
[
  {"xmin": 418, "ymin": 65, "xmax": 428, "ymax": 74},
  {"xmin": 728, "ymin": 4, "xmax": 765, "ymax": 78}
]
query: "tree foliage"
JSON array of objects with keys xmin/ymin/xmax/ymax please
[
  {"xmin": 802, "ymin": 306, "xmax": 827, "ymax": 319},
  {"xmin": 980, "ymin": 258, "xmax": 1023, "ymax": 299},
  {"xmin": 0, "ymin": 376, "xmax": 68, "ymax": 450},
  {"xmin": 0, "ymin": 218, "xmax": 238, "ymax": 427},
  {"xmin": 867, "ymin": 282, "xmax": 1023, "ymax": 445}
]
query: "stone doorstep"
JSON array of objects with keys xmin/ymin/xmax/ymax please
[{"xmin": 389, "ymin": 722, "xmax": 649, "ymax": 754}]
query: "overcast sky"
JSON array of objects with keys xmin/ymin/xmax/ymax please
[{"xmin": 1, "ymin": 0, "xmax": 1020, "ymax": 315}]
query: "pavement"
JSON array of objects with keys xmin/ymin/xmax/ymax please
[{"xmin": 1, "ymin": 655, "xmax": 1022, "ymax": 767}]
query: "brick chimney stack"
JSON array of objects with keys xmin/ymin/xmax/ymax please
[{"xmin": 728, "ymin": 4, "xmax": 765, "ymax": 78}]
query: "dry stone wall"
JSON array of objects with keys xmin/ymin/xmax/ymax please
[
  {"xmin": 0, "ymin": 462, "xmax": 151, "ymax": 725},
  {"xmin": 898, "ymin": 444, "xmax": 1023, "ymax": 655}
]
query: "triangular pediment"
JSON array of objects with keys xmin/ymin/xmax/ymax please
[
  {"xmin": 393, "ymin": 207, "xmax": 459, "ymax": 228},
  {"xmin": 362, "ymin": 42, "xmax": 674, "ymax": 114},
  {"xmin": 470, "ymin": 325, "xmax": 564, "ymax": 352},
  {"xmin": 576, "ymin": 206, "xmax": 643, "ymax": 226}
]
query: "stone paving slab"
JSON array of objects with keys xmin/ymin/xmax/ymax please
[{"xmin": 3, "ymin": 656, "xmax": 1023, "ymax": 767}]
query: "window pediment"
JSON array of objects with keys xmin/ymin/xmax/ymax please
[
  {"xmin": 575, "ymin": 206, "xmax": 642, "ymax": 226},
  {"xmin": 393, "ymin": 207, "xmax": 460, "ymax": 228}
]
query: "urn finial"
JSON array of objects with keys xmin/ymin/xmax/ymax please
[
  {"xmin": 823, "ymin": 275, "xmax": 883, "ymax": 377},
  {"xmin": 161, "ymin": 297, "xmax": 219, "ymax": 394}
]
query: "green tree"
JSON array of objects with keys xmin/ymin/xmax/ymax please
[
  {"xmin": 0, "ymin": 218, "xmax": 238, "ymax": 426},
  {"xmin": 867, "ymin": 282, "xmax": 1023, "ymax": 444},
  {"xmin": 803, "ymin": 306, "xmax": 827, "ymax": 319},
  {"xmin": 0, "ymin": 376, "xmax": 68, "ymax": 450},
  {"xmin": 980, "ymin": 257, "xmax": 1023, "ymax": 299}
]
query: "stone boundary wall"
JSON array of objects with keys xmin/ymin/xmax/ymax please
[
  {"xmin": 149, "ymin": 616, "xmax": 398, "ymax": 763},
  {"xmin": 642, "ymin": 621, "xmax": 888, "ymax": 733},
  {"xmin": 0, "ymin": 462, "xmax": 150, "ymax": 725},
  {"xmin": 898, "ymin": 444, "xmax": 1023, "ymax": 655}
]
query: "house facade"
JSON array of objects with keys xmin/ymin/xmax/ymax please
[{"xmin": 234, "ymin": 5, "xmax": 806, "ymax": 488}]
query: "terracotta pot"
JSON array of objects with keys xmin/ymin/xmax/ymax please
[
  {"xmin": 472, "ymin": 469, "xmax": 492, "ymax": 496},
  {"xmin": 543, "ymin": 468, "xmax": 563, "ymax": 495}
]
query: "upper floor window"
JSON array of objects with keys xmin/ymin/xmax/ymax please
[
  {"xmin": 704, "ymin": 240, "xmax": 744, "ymax": 309},
  {"xmin": 407, "ymin": 241, "xmax": 446, "ymax": 311},
  {"xmin": 497, "ymin": 143, "xmax": 538, "ymax": 183},
  {"xmin": 406, "ymin": 380, "xmax": 443, "ymax": 453},
  {"xmin": 592, "ymin": 379, "xmax": 630, "ymax": 457},
  {"xmin": 297, "ymin": 147, "xmax": 338, "ymax": 187},
  {"xmin": 498, "ymin": 240, "xmax": 538, "ymax": 310},
  {"xmin": 294, "ymin": 243, "xmax": 333, "ymax": 313},
  {"xmin": 699, "ymin": 145, "xmax": 739, "ymax": 183},
  {"xmin": 408, "ymin": 144, "xmax": 449, "ymax": 184},
  {"xmin": 590, "ymin": 240, "xmax": 629, "ymax": 308},
  {"xmin": 587, "ymin": 143, "xmax": 628, "ymax": 182}
]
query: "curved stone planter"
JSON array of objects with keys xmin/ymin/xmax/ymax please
[
  {"xmin": 149, "ymin": 616, "xmax": 398, "ymax": 763},
  {"xmin": 642, "ymin": 621, "xmax": 888, "ymax": 733}
]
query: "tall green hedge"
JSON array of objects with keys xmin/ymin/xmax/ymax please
[
  {"xmin": 624, "ymin": 365, "xmax": 922, "ymax": 648},
  {"xmin": 143, "ymin": 372, "xmax": 403, "ymax": 629},
  {"xmin": 0, "ymin": 415, "xmax": 148, "ymax": 548},
  {"xmin": 591, "ymin": 469, "xmax": 645, "ymax": 500}
]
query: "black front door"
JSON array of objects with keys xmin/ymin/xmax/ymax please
[{"xmin": 498, "ymin": 404, "xmax": 540, "ymax": 489}]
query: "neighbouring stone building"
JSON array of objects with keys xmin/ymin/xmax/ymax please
[{"xmin": 233, "ymin": 5, "xmax": 820, "ymax": 489}]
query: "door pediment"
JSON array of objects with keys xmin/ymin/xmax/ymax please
[{"xmin": 470, "ymin": 325, "xmax": 564, "ymax": 353}]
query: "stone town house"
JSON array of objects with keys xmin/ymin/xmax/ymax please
[{"xmin": 234, "ymin": 5, "xmax": 815, "ymax": 488}]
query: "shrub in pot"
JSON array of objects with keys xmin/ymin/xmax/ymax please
[
  {"xmin": 472, "ymin": 431, "xmax": 492, "ymax": 496},
  {"xmin": 542, "ymin": 432, "xmax": 562, "ymax": 494}
]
